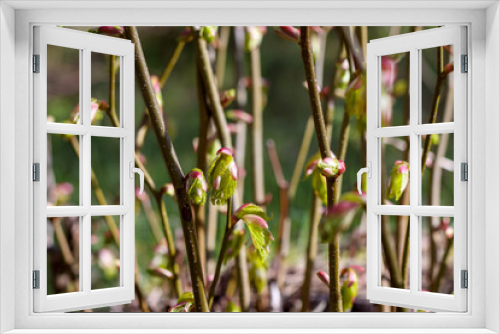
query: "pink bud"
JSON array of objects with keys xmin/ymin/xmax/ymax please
[
  {"xmin": 337, "ymin": 160, "xmax": 346, "ymax": 176},
  {"xmin": 161, "ymin": 183, "xmax": 175, "ymax": 197},
  {"xmin": 317, "ymin": 270, "xmax": 330, "ymax": 287},
  {"xmin": 226, "ymin": 109, "xmax": 254, "ymax": 124},
  {"xmin": 217, "ymin": 147, "xmax": 233, "ymax": 157},
  {"xmin": 381, "ymin": 55, "xmax": 397, "ymax": 89},
  {"xmin": 91, "ymin": 26, "xmax": 124, "ymax": 37},
  {"xmin": 274, "ymin": 26, "xmax": 301, "ymax": 43}
]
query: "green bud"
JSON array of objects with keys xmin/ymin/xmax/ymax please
[
  {"xmin": 201, "ymin": 26, "xmax": 217, "ymax": 44},
  {"xmin": 207, "ymin": 148, "xmax": 238, "ymax": 205},
  {"xmin": 185, "ymin": 168, "xmax": 207, "ymax": 206},
  {"xmin": 386, "ymin": 160, "xmax": 410, "ymax": 202}
]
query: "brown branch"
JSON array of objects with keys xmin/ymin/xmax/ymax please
[
  {"xmin": 194, "ymin": 47, "xmax": 211, "ymax": 277},
  {"xmin": 300, "ymin": 26, "xmax": 342, "ymax": 312},
  {"xmin": 105, "ymin": 55, "xmax": 184, "ymax": 297},
  {"xmin": 125, "ymin": 26, "xmax": 208, "ymax": 312},
  {"xmin": 193, "ymin": 27, "xmax": 231, "ymax": 149},
  {"xmin": 232, "ymin": 26, "xmax": 251, "ymax": 311}
]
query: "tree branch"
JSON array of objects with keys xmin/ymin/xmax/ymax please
[
  {"xmin": 125, "ymin": 26, "xmax": 209, "ymax": 312},
  {"xmin": 299, "ymin": 26, "xmax": 342, "ymax": 312}
]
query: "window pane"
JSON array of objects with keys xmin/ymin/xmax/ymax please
[
  {"xmin": 47, "ymin": 134, "xmax": 79, "ymax": 206},
  {"xmin": 47, "ymin": 216, "xmax": 80, "ymax": 295},
  {"xmin": 47, "ymin": 45, "xmax": 80, "ymax": 124},
  {"xmin": 421, "ymin": 133, "xmax": 454, "ymax": 206},
  {"xmin": 381, "ymin": 137, "xmax": 410, "ymax": 205},
  {"xmin": 420, "ymin": 45, "xmax": 454, "ymax": 124},
  {"xmin": 91, "ymin": 52, "xmax": 120, "ymax": 126},
  {"xmin": 91, "ymin": 216, "xmax": 121, "ymax": 290},
  {"xmin": 379, "ymin": 215, "xmax": 410, "ymax": 290},
  {"xmin": 380, "ymin": 52, "xmax": 410, "ymax": 127},
  {"xmin": 420, "ymin": 216, "xmax": 454, "ymax": 294},
  {"xmin": 91, "ymin": 137, "xmax": 121, "ymax": 205}
]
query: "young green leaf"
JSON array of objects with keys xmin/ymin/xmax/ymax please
[{"xmin": 386, "ymin": 160, "xmax": 410, "ymax": 202}]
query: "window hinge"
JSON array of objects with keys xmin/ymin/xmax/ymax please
[
  {"xmin": 33, "ymin": 163, "xmax": 40, "ymax": 182},
  {"xmin": 461, "ymin": 162, "xmax": 468, "ymax": 181},
  {"xmin": 461, "ymin": 54, "xmax": 468, "ymax": 73},
  {"xmin": 461, "ymin": 270, "xmax": 468, "ymax": 289},
  {"xmin": 33, "ymin": 54, "xmax": 40, "ymax": 73},
  {"xmin": 33, "ymin": 270, "xmax": 40, "ymax": 289}
]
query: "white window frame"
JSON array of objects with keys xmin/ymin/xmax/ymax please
[
  {"xmin": 33, "ymin": 26, "xmax": 136, "ymax": 312},
  {"xmin": 0, "ymin": 1, "xmax": 499, "ymax": 333},
  {"xmin": 366, "ymin": 26, "xmax": 467, "ymax": 312}
]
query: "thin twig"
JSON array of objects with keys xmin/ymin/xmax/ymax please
[
  {"xmin": 208, "ymin": 198, "xmax": 233, "ymax": 310},
  {"xmin": 421, "ymin": 46, "xmax": 445, "ymax": 175},
  {"xmin": 300, "ymin": 195, "xmax": 322, "ymax": 312},
  {"xmin": 194, "ymin": 46, "xmax": 211, "ymax": 276},
  {"xmin": 233, "ymin": 26, "xmax": 251, "ymax": 311},
  {"xmin": 216, "ymin": 26, "xmax": 231, "ymax": 89},
  {"xmin": 430, "ymin": 236, "xmax": 454, "ymax": 293},
  {"xmin": 266, "ymin": 139, "xmax": 291, "ymax": 290}
]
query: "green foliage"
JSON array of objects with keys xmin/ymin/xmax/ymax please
[
  {"xmin": 319, "ymin": 191, "xmax": 365, "ymax": 243},
  {"xmin": 207, "ymin": 148, "xmax": 238, "ymax": 206},
  {"xmin": 224, "ymin": 229, "xmax": 245, "ymax": 265},
  {"xmin": 169, "ymin": 292, "xmax": 195, "ymax": 312},
  {"xmin": 341, "ymin": 268, "xmax": 359, "ymax": 312},
  {"xmin": 386, "ymin": 160, "xmax": 410, "ymax": 202},
  {"xmin": 233, "ymin": 203, "xmax": 273, "ymax": 261},
  {"xmin": 185, "ymin": 168, "xmax": 207, "ymax": 206}
]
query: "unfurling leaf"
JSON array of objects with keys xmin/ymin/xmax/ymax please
[
  {"xmin": 386, "ymin": 160, "xmax": 410, "ymax": 202},
  {"xmin": 340, "ymin": 267, "xmax": 359, "ymax": 312},
  {"xmin": 169, "ymin": 292, "xmax": 195, "ymax": 312},
  {"xmin": 207, "ymin": 148, "xmax": 238, "ymax": 205},
  {"xmin": 319, "ymin": 191, "xmax": 365, "ymax": 243},
  {"xmin": 233, "ymin": 203, "xmax": 273, "ymax": 261},
  {"xmin": 185, "ymin": 168, "xmax": 207, "ymax": 206}
]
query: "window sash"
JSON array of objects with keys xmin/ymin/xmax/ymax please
[
  {"xmin": 366, "ymin": 26, "xmax": 468, "ymax": 312},
  {"xmin": 33, "ymin": 26, "xmax": 136, "ymax": 313}
]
